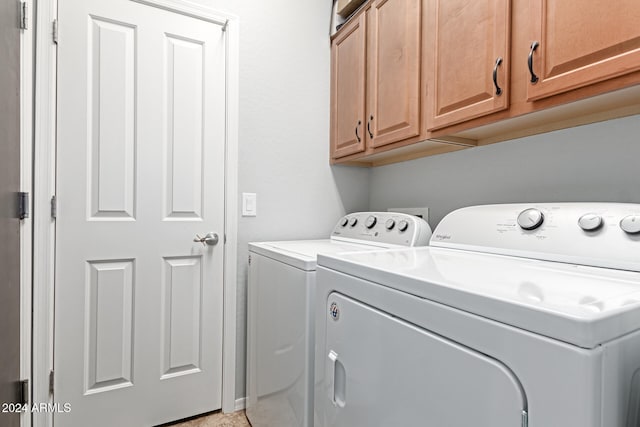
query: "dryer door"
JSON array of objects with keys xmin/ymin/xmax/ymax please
[{"xmin": 322, "ymin": 292, "xmax": 527, "ymax": 427}]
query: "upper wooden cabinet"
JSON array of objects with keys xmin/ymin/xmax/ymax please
[
  {"xmin": 330, "ymin": 0, "xmax": 640, "ymax": 166},
  {"xmin": 527, "ymin": 0, "xmax": 640, "ymax": 101},
  {"xmin": 426, "ymin": 0, "xmax": 511, "ymax": 130},
  {"xmin": 331, "ymin": 0, "xmax": 467, "ymax": 164},
  {"xmin": 367, "ymin": 0, "xmax": 421, "ymax": 147},
  {"xmin": 331, "ymin": 13, "xmax": 367, "ymax": 159}
]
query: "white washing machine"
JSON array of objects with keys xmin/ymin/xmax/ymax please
[
  {"xmin": 245, "ymin": 212, "xmax": 432, "ymax": 427},
  {"xmin": 315, "ymin": 203, "xmax": 640, "ymax": 427}
]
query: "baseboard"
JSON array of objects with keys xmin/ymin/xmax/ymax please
[{"xmin": 234, "ymin": 397, "xmax": 246, "ymax": 411}]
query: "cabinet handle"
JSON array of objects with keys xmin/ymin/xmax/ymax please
[
  {"xmin": 367, "ymin": 115, "xmax": 374, "ymax": 139},
  {"xmin": 355, "ymin": 120, "xmax": 362, "ymax": 142},
  {"xmin": 493, "ymin": 57, "xmax": 503, "ymax": 96},
  {"xmin": 528, "ymin": 41, "xmax": 540, "ymax": 84}
]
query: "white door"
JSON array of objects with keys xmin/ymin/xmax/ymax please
[{"xmin": 55, "ymin": 0, "xmax": 226, "ymax": 425}]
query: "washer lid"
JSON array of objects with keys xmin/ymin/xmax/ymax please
[
  {"xmin": 249, "ymin": 240, "xmax": 380, "ymax": 271},
  {"xmin": 318, "ymin": 246, "xmax": 640, "ymax": 348}
]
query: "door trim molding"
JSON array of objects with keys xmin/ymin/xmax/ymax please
[
  {"xmin": 32, "ymin": 0, "xmax": 240, "ymax": 421},
  {"xmin": 221, "ymin": 13, "xmax": 240, "ymax": 415},
  {"xmin": 32, "ymin": 0, "xmax": 58, "ymax": 426}
]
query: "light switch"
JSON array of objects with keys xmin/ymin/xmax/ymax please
[{"xmin": 242, "ymin": 193, "xmax": 257, "ymax": 217}]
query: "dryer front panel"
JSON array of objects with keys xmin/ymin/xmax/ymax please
[{"xmin": 322, "ymin": 292, "xmax": 527, "ymax": 427}]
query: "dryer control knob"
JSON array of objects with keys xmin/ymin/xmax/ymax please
[
  {"xmin": 365, "ymin": 215, "xmax": 377, "ymax": 229},
  {"xmin": 385, "ymin": 219, "xmax": 396, "ymax": 230},
  {"xmin": 517, "ymin": 208, "xmax": 544, "ymax": 230},
  {"xmin": 578, "ymin": 213, "xmax": 603, "ymax": 231},
  {"xmin": 340, "ymin": 217, "xmax": 349, "ymax": 227},
  {"xmin": 349, "ymin": 217, "xmax": 358, "ymax": 227},
  {"xmin": 397, "ymin": 219, "xmax": 409, "ymax": 232},
  {"xmin": 620, "ymin": 215, "xmax": 640, "ymax": 234}
]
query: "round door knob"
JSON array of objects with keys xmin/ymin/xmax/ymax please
[
  {"xmin": 365, "ymin": 215, "xmax": 377, "ymax": 229},
  {"xmin": 517, "ymin": 208, "xmax": 544, "ymax": 230},
  {"xmin": 349, "ymin": 217, "xmax": 358, "ymax": 227},
  {"xmin": 397, "ymin": 219, "xmax": 409, "ymax": 232},
  {"xmin": 385, "ymin": 219, "xmax": 396, "ymax": 230},
  {"xmin": 340, "ymin": 217, "xmax": 349, "ymax": 227},
  {"xmin": 578, "ymin": 213, "xmax": 603, "ymax": 231},
  {"xmin": 193, "ymin": 232, "xmax": 219, "ymax": 246},
  {"xmin": 620, "ymin": 215, "xmax": 640, "ymax": 234}
]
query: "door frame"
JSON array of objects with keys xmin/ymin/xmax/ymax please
[
  {"xmin": 18, "ymin": 0, "xmax": 34, "ymax": 426},
  {"xmin": 31, "ymin": 1, "xmax": 240, "ymax": 425}
]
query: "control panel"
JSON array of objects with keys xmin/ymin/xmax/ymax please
[
  {"xmin": 431, "ymin": 203, "xmax": 640, "ymax": 271},
  {"xmin": 331, "ymin": 212, "xmax": 432, "ymax": 247}
]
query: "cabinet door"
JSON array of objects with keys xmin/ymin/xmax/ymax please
[
  {"xmin": 331, "ymin": 14, "xmax": 367, "ymax": 159},
  {"xmin": 426, "ymin": 0, "xmax": 511, "ymax": 131},
  {"xmin": 367, "ymin": 0, "xmax": 421, "ymax": 148},
  {"xmin": 527, "ymin": 0, "xmax": 640, "ymax": 101}
]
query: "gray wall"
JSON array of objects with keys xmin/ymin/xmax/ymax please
[
  {"xmin": 370, "ymin": 115, "xmax": 640, "ymax": 227},
  {"xmin": 188, "ymin": 0, "xmax": 370, "ymax": 399}
]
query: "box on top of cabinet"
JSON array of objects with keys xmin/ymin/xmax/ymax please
[{"xmin": 337, "ymin": 0, "xmax": 366, "ymax": 18}]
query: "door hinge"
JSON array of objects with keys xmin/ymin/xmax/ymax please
[
  {"xmin": 52, "ymin": 19, "xmax": 58, "ymax": 44},
  {"xmin": 18, "ymin": 192, "xmax": 29, "ymax": 220},
  {"xmin": 19, "ymin": 2, "xmax": 28, "ymax": 30},
  {"xmin": 248, "ymin": 254, "xmax": 251, "ymax": 265},
  {"xmin": 18, "ymin": 379, "xmax": 29, "ymax": 405},
  {"xmin": 522, "ymin": 410, "xmax": 528, "ymax": 427},
  {"xmin": 49, "ymin": 370, "xmax": 54, "ymax": 395},
  {"xmin": 51, "ymin": 195, "xmax": 57, "ymax": 218}
]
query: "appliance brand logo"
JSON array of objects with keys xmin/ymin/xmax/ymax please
[
  {"xmin": 329, "ymin": 302, "xmax": 340, "ymax": 321},
  {"xmin": 434, "ymin": 234, "xmax": 452, "ymax": 240}
]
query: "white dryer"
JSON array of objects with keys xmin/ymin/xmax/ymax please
[
  {"xmin": 246, "ymin": 212, "xmax": 431, "ymax": 427},
  {"xmin": 315, "ymin": 203, "xmax": 640, "ymax": 427}
]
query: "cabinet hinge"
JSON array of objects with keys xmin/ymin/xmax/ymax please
[
  {"xmin": 49, "ymin": 370, "xmax": 54, "ymax": 395},
  {"xmin": 52, "ymin": 19, "xmax": 58, "ymax": 44},
  {"xmin": 18, "ymin": 379, "xmax": 29, "ymax": 405},
  {"xmin": 248, "ymin": 254, "xmax": 251, "ymax": 265},
  {"xmin": 50, "ymin": 195, "xmax": 57, "ymax": 219},
  {"xmin": 18, "ymin": 192, "xmax": 29, "ymax": 220},
  {"xmin": 522, "ymin": 410, "xmax": 528, "ymax": 427},
  {"xmin": 19, "ymin": 2, "xmax": 28, "ymax": 30}
]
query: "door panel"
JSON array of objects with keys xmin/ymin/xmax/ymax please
[
  {"xmin": 527, "ymin": 0, "xmax": 640, "ymax": 100},
  {"xmin": 367, "ymin": 0, "xmax": 421, "ymax": 147},
  {"xmin": 427, "ymin": 0, "xmax": 511, "ymax": 130},
  {"xmin": 0, "ymin": 1, "xmax": 22, "ymax": 426},
  {"xmin": 161, "ymin": 256, "xmax": 204, "ymax": 377},
  {"xmin": 85, "ymin": 260, "xmax": 135, "ymax": 393},
  {"xmin": 56, "ymin": 1, "xmax": 226, "ymax": 425},
  {"xmin": 323, "ymin": 292, "xmax": 526, "ymax": 427},
  {"xmin": 331, "ymin": 14, "xmax": 367, "ymax": 159},
  {"xmin": 88, "ymin": 17, "xmax": 136, "ymax": 219}
]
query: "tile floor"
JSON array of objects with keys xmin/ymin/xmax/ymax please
[{"xmin": 170, "ymin": 410, "xmax": 250, "ymax": 427}]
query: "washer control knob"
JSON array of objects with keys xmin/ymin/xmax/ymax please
[
  {"xmin": 397, "ymin": 219, "xmax": 409, "ymax": 232},
  {"xmin": 340, "ymin": 217, "xmax": 349, "ymax": 227},
  {"xmin": 578, "ymin": 213, "xmax": 603, "ymax": 231},
  {"xmin": 349, "ymin": 217, "xmax": 358, "ymax": 227},
  {"xmin": 517, "ymin": 208, "xmax": 544, "ymax": 230},
  {"xmin": 385, "ymin": 219, "xmax": 396, "ymax": 230},
  {"xmin": 365, "ymin": 215, "xmax": 377, "ymax": 229},
  {"xmin": 620, "ymin": 215, "xmax": 640, "ymax": 234}
]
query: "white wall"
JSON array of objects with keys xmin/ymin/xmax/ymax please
[
  {"xmin": 188, "ymin": 0, "xmax": 370, "ymax": 399},
  {"xmin": 370, "ymin": 115, "xmax": 640, "ymax": 227}
]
